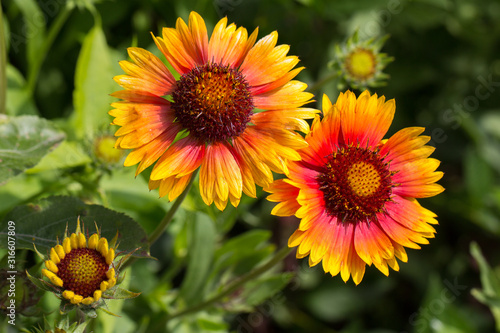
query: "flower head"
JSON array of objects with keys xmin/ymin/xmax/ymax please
[
  {"xmin": 332, "ymin": 31, "xmax": 393, "ymax": 90},
  {"xmin": 41, "ymin": 225, "xmax": 117, "ymax": 306},
  {"xmin": 266, "ymin": 90, "xmax": 444, "ymax": 284},
  {"xmin": 111, "ymin": 11, "xmax": 316, "ymax": 210},
  {"xmin": 94, "ymin": 134, "xmax": 124, "ymax": 165}
]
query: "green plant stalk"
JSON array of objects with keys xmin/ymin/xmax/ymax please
[
  {"xmin": 166, "ymin": 245, "xmax": 293, "ymax": 321},
  {"xmin": 121, "ymin": 169, "xmax": 198, "ymax": 270},
  {"xmin": 0, "ymin": 3, "xmax": 6, "ymax": 114},
  {"xmin": 307, "ymin": 71, "xmax": 339, "ymax": 94},
  {"xmin": 26, "ymin": 6, "xmax": 72, "ymax": 95},
  {"xmin": 148, "ymin": 168, "xmax": 198, "ymax": 245}
]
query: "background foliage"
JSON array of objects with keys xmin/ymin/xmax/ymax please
[{"xmin": 1, "ymin": 0, "xmax": 500, "ymax": 332}]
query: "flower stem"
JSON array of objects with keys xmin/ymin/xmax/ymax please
[
  {"xmin": 166, "ymin": 245, "xmax": 293, "ymax": 321},
  {"xmin": 307, "ymin": 71, "xmax": 339, "ymax": 94},
  {"xmin": 148, "ymin": 169, "xmax": 198, "ymax": 245},
  {"xmin": 26, "ymin": 6, "xmax": 72, "ymax": 95},
  {"xmin": 120, "ymin": 170, "xmax": 197, "ymax": 270}
]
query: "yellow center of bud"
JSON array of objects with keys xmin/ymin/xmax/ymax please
[
  {"xmin": 94, "ymin": 135, "xmax": 124, "ymax": 164},
  {"xmin": 346, "ymin": 48, "xmax": 376, "ymax": 80}
]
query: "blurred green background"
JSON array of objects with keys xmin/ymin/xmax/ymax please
[{"xmin": 2, "ymin": 0, "xmax": 500, "ymax": 332}]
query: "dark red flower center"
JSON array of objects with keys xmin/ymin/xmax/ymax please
[
  {"xmin": 57, "ymin": 248, "xmax": 108, "ymax": 297},
  {"xmin": 172, "ymin": 63, "xmax": 254, "ymax": 143},
  {"xmin": 317, "ymin": 145, "xmax": 394, "ymax": 222}
]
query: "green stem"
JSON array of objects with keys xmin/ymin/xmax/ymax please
[
  {"xmin": 121, "ymin": 170, "xmax": 198, "ymax": 270},
  {"xmin": 166, "ymin": 246, "xmax": 293, "ymax": 321},
  {"xmin": 26, "ymin": 6, "xmax": 72, "ymax": 95},
  {"xmin": 148, "ymin": 169, "xmax": 198, "ymax": 245},
  {"xmin": 0, "ymin": 3, "xmax": 6, "ymax": 114},
  {"xmin": 307, "ymin": 71, "xmax": 339, "ymax": 94}
]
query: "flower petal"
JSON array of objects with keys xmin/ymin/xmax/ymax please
[
  {"xmin": 392, "ymin": 159, "xmax": 445, "ymax": 198},
  {"xmin": 124, "ymin": 123, "xmax": 181, "ymax": 176},
  {"xmin": 208, "ymin": 17, "xmax": 258, "ymax": 68},
  {"xmin": 253, "ymin": 80, "xmax": 313, "ymax": 110},
  {"xmin": 265, "ymin": 179, "xmax": 300, "ymax": 216},
  {"xmin": 336, "ymin": 90, "xmax": 394, "ymax": 147},
  {"xmin": 114, "ymin": 47, "xmax": 176, "ymax": 96},
  {"xmin": 199, "ymin": 142, "xmax": 243, "ymax": 210},
  {"xmin": 353, "ymin": 220, "xmax": 394, "ymax": 266},
  {"xmin": 149, "ymin": 173, "xmax": 193, "ymax": 201},
  {"xmin": 150, "ymin": 137, "xmax": 205, "ymax": 180}
]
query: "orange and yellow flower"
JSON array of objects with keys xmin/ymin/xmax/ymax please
[
  {"xmin": 42, "ymin": 228, "xmax": 116, "ymax": 305},
  {"xmin": 266, "ymin": 90, "xmax": 444, "ymax": 284},
  {"xmin": 110, "ymin": 11, "xmax": 316, "ymax": 210}
]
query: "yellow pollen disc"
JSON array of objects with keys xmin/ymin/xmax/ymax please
[
  {"xmin": 346, "ymin": 48, "xmax": 376, "ymax": 79},
  {"xmin": 347, "ymin": 162, "xmax": 381, "ymax": 197},
  {"xmin": 68, "ymin": 254, "xmax": 101, "ymax": 284}
]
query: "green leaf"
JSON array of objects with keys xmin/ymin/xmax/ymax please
[
  {"xmin": 464, "ymin": 147, "xmax": 494, "ymax": 205},
  {"xmin": 179, "ymin": 212, "xmax": 217, "ymax": 306},
  {"xmin": 196, "ymin": 314, "xmax": 229, "ymax": 331},
  {"xmin": 25, "ymin": 269, "xmax": 54, "ymax": 292},
  {"xmin": 71, "ymin": 24, "xmax": 115, "ymax": 138},
  {"xmin": 5, "ymin": 64, "xmax": 38, "ymax": 116},
  {"xmin": 70, "ymin": 321, "xmax": 89, "ymax": 333},
  {"xmin": 99, "ymin": 307, "xmax": 121, "ymax": 317},
  {"xmin": 480, "ymin": 111, "xmax": 500, "ymax": 140},
  {"xmin": 173, "ymin": 215, "xmax": 189, "ymax": 258},
  {"xmin": 471, "ymin": 242, "xmax": 500, "ymax": 297},
  {"xmin": 214, "ymin": 230, "xmax": 273, "ymax": 272},
  {"xmin": 481, "ymin": 140, "xmax": 500, "ymax": 174},
  {"xmin": 42, "ymin": 316, "xmax": 51, "ymax": 331},
  {"xmin": 0, "ymin": 196, "xmax": 150, "ymax": 257},
  {"xmin": 57, "ymin": 313, "xmax": 71, "ymax": 330},
  {"xmin": 470, "ymin": 208, "xmax": 500, "ymax": 236},
  {"xmin": 0, "ymin": 115, "xmax": 65, "ymax": 185},
  {"xmin": 105, "ymin": 286, "xmax": 141, "ymax": 300},
  {"xmin": 471, "ymin": 289, "xmax": 500, "ymax": 308},
  {"xmin": 233, "ymin": 246, "xmax": 276, "ymax": 275},
  {"xmin": 26, "ymin": 140, "xmax": 92, "ymax": 173},
  {"xmin": 241, "ymin": 273, "xmax": 293, "ymax": 308},
  {"xmin": 13, "ymin": 0, "xmax": 46, "ymax": 74},
  {"xmin": 0, "ymin": 173, "xmax": 44, "ymax": 215},
  {"xmin": 81, "ymin": 307, "xmax": 98, "ymax": 319},
  {"xmin": 208, "ymin": 230, "xmax": 275, "ymax": 285},
  {"xmin": 470, "ymin": 242, "xmax": 500, "ymax": 330}
]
